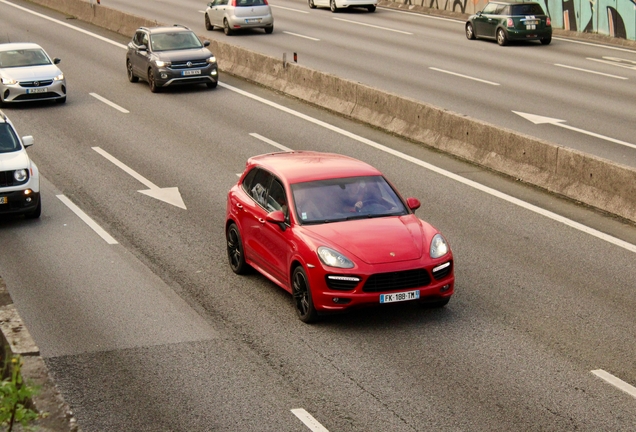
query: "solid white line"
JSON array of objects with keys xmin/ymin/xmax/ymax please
[
  {"xmin": 250, "ymin": 133, "xmax": 293, "ymax": 151},
  {"xmin": 592, "ymin": 370, "xmax": 636, "ymax": 399},
  {"xmin": 219, "ymin": 81, "xmax": 636, "ymax": 255},
  {"xmin": 92, "ymin": 147, "xmax": 158, "ymax": 190},
  {"xmin": 586, "ymin": 57, "xmax": 636, "ymax": 71},
  {"xmin": 0, "ymin": 0, "xmax": 128, "ymax": 49},
  {"xmin": 271, "ymin": 4, "xmax": 310, "ymax": 13},
  {"xmin": 554, "ymin": 64, "xmax": 627, "ymax": 79},
  {"xmin": 283, "ymin": 31, "xmax": 320, "ymax": 41},
  {"xmin": 378, "ymin": 6, "xmax": 462, "ymax": 23},
  {"xmin": 429, "ymin": 67, "xmax": 500, "ymax": 85},
  {"xmin": 89, "ymin": 93, "xmax": 130, "ymax": 113},
  {"xmin": 555, "ymin": 37, "xmax": 636, "ymax": 53},
  {"xmin": 291, "ymin": 409, "xmax": 330, "ymax": 432},
  {"xmin": 57, "ymin": 195, "xmax": 118, "ymax": 244},
  {"xmin": 332, "ymin": 17, "xmax": 413, "ymax": 35}
]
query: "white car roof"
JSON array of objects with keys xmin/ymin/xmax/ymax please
[{"xmin": 0, "ymin": 42, "xmax": 43, "ymax": 52}]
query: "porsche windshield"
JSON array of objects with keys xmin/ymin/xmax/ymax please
[{"xmin": 291, "ymin": 176, "xmax": 408, "ymax": 224}]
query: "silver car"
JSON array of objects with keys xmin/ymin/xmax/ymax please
[
  {"xmin": 205, "ymin": 0, "xmax": 274, "ymax": 35},
  {"xmin": 0, "ymin": 43, "xmax": 66, "ymax": 106}
]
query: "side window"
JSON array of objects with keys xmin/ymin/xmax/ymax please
[
  {"xmin": 495, "ymin": 4, "xmax": 507, "ymax": 14},
  {"xmin": 247, "ymin": 169, "xmax": 272, "ymax": 208},
  {"xmin": 141, "ymin": 33, "xmax": 149, "ymax": 47},
  {"xmin": 241, "ymin": 168, "xmax": 257, "ymax": 195},
  {"xmin": 267, "ymin": 179, "xmax": 288, "ymax": 220},
  {"xmin": 482, "ymin": 3, "xmax": 498, "ymax": 14}
]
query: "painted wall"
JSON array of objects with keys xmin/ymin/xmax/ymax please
[{"xmin": 397, "ymin": 0, "xmax": 636, "ymax": 40}]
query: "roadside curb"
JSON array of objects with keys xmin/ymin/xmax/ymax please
[{"xmin": 0, "ymin": 276, "xmax": 79, "ymax": 432}]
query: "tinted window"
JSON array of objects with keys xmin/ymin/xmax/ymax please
[
  {"xmin": 511, "ymin": 3, "xmax": 545, "ymax": 14},
  {"xmin": 482, "ymin": 3, "xmax": 499, "ymax": 14},
  {"xmin": 0, "ymin": 123, "xmax": 20, "ymax": 153},
  {"xmin": 242, "ymin": 168, "xmax": 272, "ymax": 207},
  {"xmin": 267, "ymin": 179, "xmax": 289, "ymax": 220},
  {"xmin": 291, "ymin": 176, "xmax": 408, "ymax": 224},
  {"xmin": 150, "ymin": 32, "xmax": 202, "ymax": 51},
  {"xmin": 236, "ymin": 0, "xmax": 267, "ymax": 6}
]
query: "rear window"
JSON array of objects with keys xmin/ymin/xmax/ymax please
[
  {"xmin": 236, "ymin": 0, "xmax": 267, "ymax": 6},
  {"xmin": 510, "ymin": 3, "xmax": 545, "ymax": 15}
]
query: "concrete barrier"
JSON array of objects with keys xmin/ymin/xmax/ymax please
[{"xmin": 24, "ymin": 0, "xmax": 636, "ymax": 224}]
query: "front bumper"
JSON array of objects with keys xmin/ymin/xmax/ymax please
[
  {"xmin": 154, "ymin": 65, "xmax": 219, "ymax": 88},
  {"xmin": 0, "ymin": 189, "xmax": 40, "ymax": 216},
  {"xmin": 1, "ymin": 79, "xmax": 66, "ymax": 103},
  {"xmin": 307, "ymin": 257, "xmax": 455, "ymax": 312}
]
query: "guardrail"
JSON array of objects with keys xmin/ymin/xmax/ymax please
[{"xmin": 25, "ymin": 0, "xmax": 636, "ymax": 224}]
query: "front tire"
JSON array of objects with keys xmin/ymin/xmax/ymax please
[
  {"xmin": 205, "ymin": 14, "xmax": 214, "ymax": 31},
  {"xmin": 207, "ymin": 80, "xmax": 218, "ymax": 89},
  {"xmin": 465, "ymin": 22, "xmax": 476, "ymax": 40},
  {"xmin": 367, "ymin": 5, "xmax": 376, "ymax": 11},
  {"xmin": 292, "ymin": 266, "xmax": 318, "ymax": 323},
  {"xmin": 148, "ymin": 68, "xmax": 159, "ymax": 93},
  {"xmin": 127, "ymin": 59, "xmax": 139, "ymax": 83},
  {"xmin": 55, "ymin": 96, "xmax": 66, "ymax": 104},
  {"xmin": 497, "ymin": 28, "xmax": 508, "ymax": 46},
  {"xmin": 308, "ymin": 0, "xmax": 316, "ymax": 8},
  {"xmin": 24, "ymin": 198, "xmax": 41, "ymax": 219},
  {"xmin": 227, "ymin": 223, "xmax": 249, "ymax": 274}
]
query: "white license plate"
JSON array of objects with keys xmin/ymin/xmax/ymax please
[
  {"xmin": 526, "ymin": 24, "xmax": 537, "ymax": 30},
  {"xmin": 380, "ymin": 290, "xmax": 420, "ymax": 304},
  {"xmin": 182, "ymin": 70, "xmax": 201, "ymax": 76},
  {"xmin": 26, "ymin": 88, "xmax": 47, "ymax": 94},
  {"xmin": 245, "ymin": 18, "xmax": 261, "ymax": 23},
  {"xmin": 0, "ymin": 197, "xmax": 7, "ymax": 204}
]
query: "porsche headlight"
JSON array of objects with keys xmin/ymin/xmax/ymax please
[
  {"xmin": 430, "ymin": 234, "xmax": 449, "ymax": 259},
  {"xmin": 155, "ymin": 60, "xmax": 171, "ymax": 67},
  {"xmin": 207, "ymin": 56, "xmax": 217, "ymax": 64},
  {"xmin": 14, "ymin": 169, "xmax": 28, "ymax": 183},
  {"xmin": 317, "ymin": 247, "xmax": 354, "ymax": 269},
  {"xmin": 1, "ymin": 77, "xmax": 17, "ymax": 85}
]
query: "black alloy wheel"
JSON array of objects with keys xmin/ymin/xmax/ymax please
[
  {"xmin": 227, "ymin": 223, "xmax": 249, "ymax": 274},
  {"xmin": 292, "ymin": 266, "xmax": 318, "ymax": 323},
  {"xmin": 465, "ymin": 22, "xmax": 476, "ymax": 40},
  {"xmin": 497, "ymin": 28, "xmax": 508, "ymax": 46}
]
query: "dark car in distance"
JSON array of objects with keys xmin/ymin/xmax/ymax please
[
  {"xmin": 466, "ymin": 1, "xmax": 552, "ymax": 46},
  {"xmin": 126, "ymin": 25, "xmax": 219, "ymax": 92}
]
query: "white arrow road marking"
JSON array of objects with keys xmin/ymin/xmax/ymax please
[
  {"xmin": 57, "ymin": 195, "xmax": 118, "ymax": 244},
  {"xmin": 430, "ymin": 67, "xmax": 500, "ymax": 86},
  {"xmin": 250, "ymin": 133, "xmax": 293, "ymax": 152},
  {"xmin": 92, "ymin": 147, "xmax": 186, "ymax": 209},
  {"xmin": 513, "ymin": 111, "xmax": 636, "ymax": 150},
  {"xmin": 291, "ymin": 409, "xmax": 330, "ymax": 432},
  {"xmin": 90, "ymin": 93, "xmax": 130, "ymax": 113},
  {"xmin": 592, "ymin": 370, "xmax": 636, "ymax": 399}
]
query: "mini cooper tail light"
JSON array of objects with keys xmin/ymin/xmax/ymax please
[
  {"xmin": 506, "ymin": 18, "xmax": 514, "ymax": 27},
  {"xmin": 546, "ymin": 17, "xmax": 551, "ymax": 26}
]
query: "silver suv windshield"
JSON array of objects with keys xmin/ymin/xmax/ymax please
[{"xmin": 150, "ymin": 32, "xmax": 203, "ymax": 52}]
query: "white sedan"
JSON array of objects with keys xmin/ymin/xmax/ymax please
[
  {"xmin": 205, "ymin": 0, "xmax": 274, "ymax": 35},
  {"xmin": 308, "ymin": 0, "xmax": 377, "ymax": 12}
]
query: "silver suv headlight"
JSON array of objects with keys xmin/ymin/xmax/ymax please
[
  {"xmin": 317, "ymin": 246, "xmax": 354, "ymax": 269},
  {"xmin": 207, "ymin": 56, "xmax": 217, "ymax": 64},
  {"xmin": 430, "ymin": 234, "xmax": 449, "ymax": 259},
  {"xmin": 14, "ymin": 169, "xmax": 28, "ymax": 183}
]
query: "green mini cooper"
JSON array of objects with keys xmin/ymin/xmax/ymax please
[{"xmin": 466, "ymin": 1, "xmax": 552, "ymax": 46}]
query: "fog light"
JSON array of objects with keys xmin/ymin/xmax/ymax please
[
  {"xmin": 211, "ymin": 70, "xmax": 218, "ymax": 75},
  {"xmin": 440, "ymin": 284, "xmax": 451, "ymax": 293},
  {"xmin": 332, "ymin": 297, "xmax": 351, "ymax": 304},
  {"xmin": 26, "ymin": 197, "xmax": 32, "ymax": 203},
  {"xmin": 23, "ymin": 189, "xmax": 32, "ymax": 196},
  {"xmin": 161, "ymin": 73, "xmax": 168, "ymax": 79}
]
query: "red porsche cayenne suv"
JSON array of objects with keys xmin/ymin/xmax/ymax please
[{"xmin": 225, "ymin": 151, "xmax": 454, "ymax": 323}]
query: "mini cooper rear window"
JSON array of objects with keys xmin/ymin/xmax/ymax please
[{"xmin": 510, "ymin": 3, "xmax": 545, "ymax": 15}]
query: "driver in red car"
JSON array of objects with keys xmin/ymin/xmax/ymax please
[{"xmin": 341, "ymin": 180, "xmax": 367, "ymax": 213}]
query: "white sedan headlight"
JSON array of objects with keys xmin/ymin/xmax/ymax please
[
  {"xmin": 317, "ymin": 247, "xmax": 354, "ymax": 269},
  {"xmin": 53, "ymin": 73, "xmax": 64, "ymax": 81},
  {"xmin": 430, "ymin": 234, "xmax": 449, "ymax": 259},
  {"xmin": 1, "ymin": 77, "xmax": 17, "ymax": 85}
]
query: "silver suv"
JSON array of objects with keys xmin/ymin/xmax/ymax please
[
  {"xmin": 0, "ymin": 110, "xmax": 40, "ymax": 218},
  {"xmin": 126, "ymin": 25, "xmax": 219, "ymax": 93}
]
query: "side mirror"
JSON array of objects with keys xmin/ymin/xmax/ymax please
[
  {"xmin": 406, "ymin": 197, "xmax": 421, "ymax": 211},
  {"xmin": 21, "ymin": 136, "xmax": 34, "ymax": 148},
  {"xmin": 203, "ymin": 40, "xmax": 210, "ymax": 47},
  {"xmin": 266, "ymin": 210, "xmax": 287, "ymax": 231},
  {"xmin": 53, "ymin": 58, "xmax": 61, "ymax": 65},
  {"xmin": 208, "ymin": 2, "xmax": 214, "ymax": 6},
  {"xmin": 477, "ymin": 11, "xmax": 482, "ymax": 16},
  {"xmin": 139, "ymin": 44, "xmax": 148, "ymax": 51}
]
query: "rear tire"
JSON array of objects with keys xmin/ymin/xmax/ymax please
[
  {"xmin": 367, "ymin": 5, "xmax": 376, "ymax": 11},
  {"xmin": 292, "ymin": 266, "xmax": 318, "ymax": 323},
  {"xmin": 308, "ymin": 0, "xmax": 316, "ymax": 8},
  {"xmin": 497, "ymin": 28, "xmax": 508, "ymax": 46},
  {"xmin": 127, "ymin": 59, "xmax": 139, "ymax": 83},
  {"xmin": 330, "ymin": 0, "xmax": 338, "ymax": 13},
  {"xmin": 264, "ymin": 25, "xmax": 273, "ymax": 34},
  {"xmin": 205, "ymin": 14, "xmax": 214, "ymax": 31},
  {"xmin": 540, "ymin": 36, "xmax": 551, "ymax": 45},
  {"xmin": 224, "ymin": 19, "xmax": 233, "ymax": 35}
]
